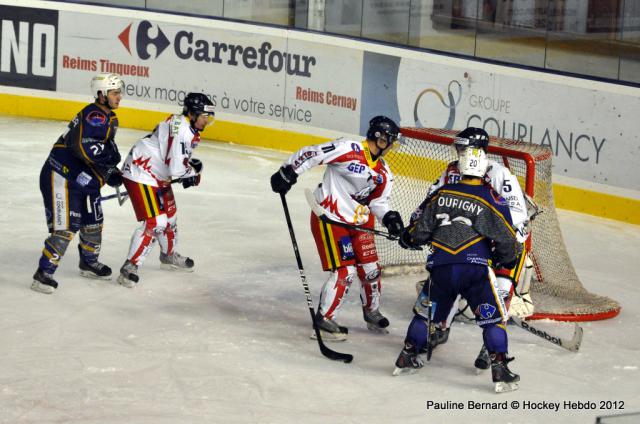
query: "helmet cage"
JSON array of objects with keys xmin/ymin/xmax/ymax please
[{"xmin": 458, "ymin": 146, "xmax": 488, "ymax": 178}]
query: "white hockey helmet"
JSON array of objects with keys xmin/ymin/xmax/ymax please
[
  {"xmin": 90, "ymin": 73, "xmax": 124, "ymax": 98},
  {"xmin": 458, "ymin": 145, "xmax": 488, "ymax": 178},
  {"xmin": 455, "ymin": 127, "xmax": 489, "ymax": 178}
]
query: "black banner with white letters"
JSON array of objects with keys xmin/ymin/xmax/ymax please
[{"xmin": 0, "ymin": 5, "xmax": 58, "ymax": 90}]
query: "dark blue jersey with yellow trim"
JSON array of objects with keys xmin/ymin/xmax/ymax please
[
  {"xmin": 408, "ymin": 179, "xmax": 520, "ymax": 268},
  {"xmin": 46, "ymin": 102, "xmax": 120, "ymax": 192}
]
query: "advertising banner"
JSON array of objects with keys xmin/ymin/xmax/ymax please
[
  {"xmin": 361, "ymin": 52, "xmax": 640, "ymax": 190},
  {"xmin": 56, "ymin": 11, "xmax": 363, "ymax": 134},
  {"xmin": 0, "ymin": 5, "xmax": 57, "ymax": 90}
]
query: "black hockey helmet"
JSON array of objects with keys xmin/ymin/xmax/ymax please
[
  {"xmin": 366, "ymin": 115, "xmax": 400, "ymax": 145},
  {"xmin": 183, "ymin": 92, "xmax": 215, "ymax": 130},
  {"xmin": 183, "ymin": 92, "xmax": 215, "ymax": 117},
  {"xmin": 454, "ymin": 127, "xmax": 489, "ymax": 151}
]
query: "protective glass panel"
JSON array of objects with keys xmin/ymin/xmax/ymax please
[
  {"xmin": 361, "ymin": 0, "xmax": 411, "ymax": 44},
  {"xmin": 474, "ymin": 0, "xmax": 548, "ymax": 67},
  {"xmin": 545, "ymin": 0, "xmax": 621, "ymax": 79},
  {"xmin": 409, "ymin": 0, "xmax": 478, "ymax": 55}
]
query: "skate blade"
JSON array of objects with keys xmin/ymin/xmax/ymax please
[
  {"xmin": 392, "ymin": 366, "xmax": 420, "ymax": 376},
  {"xmin": 117, "ymin": 275, "xmax": 136, "ymax": 288},
  {"xmin": 160, "ymin": 263, "xmax": 195, "ymax": 272},
  {"xmin": 310, "ymin": 329, "xmax": 347, "ymax": 342},
  {"xmin": 366, "ymin": 323, "xmax": 389, "ymax": 334},
  {"xmin": 494, "ymin": 382, "xmax": 519, "ymax": 393},
  {"xmin": 31, "ymin": 280, "xmax": 55, "ymax": 294},
  {"xmin": 79, "ymin": 270, "xmax": 112, "ymax": 280}
]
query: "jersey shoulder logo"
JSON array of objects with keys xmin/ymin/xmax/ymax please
[
  {"xmin": 86, "ymin": 111, "xmax": 107, "ymax": 127},
  {"xmin": 489, "ymin": 187, "xmax": 508, "ymax": 206},
  {"xmin": 351, "ymin": 143, "xmax": 361, "ymax": 153}
]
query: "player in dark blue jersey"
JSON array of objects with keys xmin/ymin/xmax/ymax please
[
  {"xmin": 392, "ymin": 132, "xmax": 522, "ymax": 392},
  {"xmin": 32, "ymin": 73, "xmax": 125, "ymax": 294}
]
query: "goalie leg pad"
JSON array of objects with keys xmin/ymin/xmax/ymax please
[
  {"xmin": 318, "ymin": 266, "xmax": 355, "ymax": 321},
  {"xmin": 509, "ymin": 255, "xmax": 534, "ymax": 318},
  {"xmin": 38, "ymin": 230, "xmax": 75, "ymax": 274}
]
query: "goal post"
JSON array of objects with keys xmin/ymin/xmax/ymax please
[{"xmin": 376, "ymin": 127, "xmax": 620, "ymax": 322}]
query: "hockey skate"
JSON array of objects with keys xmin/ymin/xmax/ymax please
[
  {"xmin": 79, "ymin": 258, "xmax": 112, "ymax": 280},
  {"xmin": 491, "ymin": 353, "xmax": 520, "ymax": 393},
  {"xmin": 474, "ymin": 344, "xmax": 491, "ymax": 371},
  {"xmin": 392, "ymin": 342, "xmax": 424, "ymax": 376},
  {"xmin": 117, "ymin": 261, "xmax": 139, "ymax": 288},
  {"xmin": 31, "ymin": 269, "xmax": 58, "ymax": 294},
  {"xmin": 159, "ymin": 252, "xmax": 194, "ymax": 272},
  {"xmin": 311, "ymin": 311, "xmax": 348, "ymax": 342},
  {"xmin": 363, "ymin": 307, "xmax": 390, "ymax": 333}
]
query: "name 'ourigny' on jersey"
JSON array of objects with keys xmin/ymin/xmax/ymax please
[{"xmin": 285, "ymin": 137, "xmax": 394, "ymax": 225}]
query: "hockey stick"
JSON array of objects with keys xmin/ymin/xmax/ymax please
[
  {"xmin": 304, "ymin": 188, "xmax": 401, "ymax": 241},
  {"xmin": 423, "ymin": 277, "xmax": 435, "ymax": 361},
  {"xmin": 100, "ymin": 179, "xmax": 182, "ymax": 204},
  {"xmin": 509, "ymin": 316, "xmax": 583, "ymax": 352},
  {"xmin": 279, "ymin": 193, "xmax": 353, "ymax": 363}
]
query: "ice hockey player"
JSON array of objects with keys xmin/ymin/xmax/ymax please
[
  {"xmin": 116, "ymin": 93, "xmax": 214, "ymax": 287},
  {"xmin": 393, "ymin": 132, "xmax": 522, "ymax": 393},
  {"xmin": 414, "ymin": 127, "xmax": 535, "ymax": 369},
  {"xmin": 32, "ymin": 73, "xmax": 125, "ymax": 294},
  {"xmin": 270, "ymin": 116, "xmax": 405, "ymax": 341}
]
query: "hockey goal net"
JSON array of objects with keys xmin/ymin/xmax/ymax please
[{"xmin": 376, "ymin": 127, "xmax": 620, "ymax": 322}]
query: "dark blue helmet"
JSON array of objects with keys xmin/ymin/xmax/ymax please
[
  {"xmin": 454, "ymin": 127, "xmax": 489, "ymax": 151},
  {"xmin": 366, "ymin": 116, "xmax": 400, "ymax": 144}
]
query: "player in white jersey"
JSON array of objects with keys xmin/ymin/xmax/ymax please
[
  {"xmin": 416, "ymin": 127, "xmax": 535, "ymax": 367},
  {"xmin": 270, "ymin": 116, "xmax": 405, "ymax": 340},
  {"xmin": 116, "ymin": 93, "xmax": 215, "ymax": 287}
]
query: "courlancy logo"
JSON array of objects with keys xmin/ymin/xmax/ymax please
[
  {"xmin": 117, "ymin": 20, "xmax": 317, "ymax": 77},
  {"xmin": 413, "ymin": 80, "xmax": 462, "ymax": 129}
]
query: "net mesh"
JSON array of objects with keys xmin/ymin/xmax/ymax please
[{"xmin": 376, "ymin": 127, "xmax": 620, "ymax": 321}]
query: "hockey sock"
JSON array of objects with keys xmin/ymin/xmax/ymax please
[
  {"xmin": 482, "ymin": 323, "xmax": 508, "ymax": 354},
  {"xmin": 406, "ymin": 315, "xmax": 430, "ymax": 352},
  {"xmin": 358, "ymin": 262, "xmax": 382, "ymax": 311},
  {"xmin": 38, "ymin": 230, "xmax": 74, "ymax": 274},
  {"xmin": 318, "ymin": 266, "xmax": 355, "ymax": 319},
  {"xmin": 78, "ymin": 224, "xmax": 103, "ymax": 264}
]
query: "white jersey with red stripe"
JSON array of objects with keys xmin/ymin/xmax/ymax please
[
  {"xmin": 122, "ymin": 114, "xmax": 200, "ymax": 187},
  {"xmin": 427, "ymin": 159, "xmax": 529, "ymax": 242},
  {"xmin": 285, "ymin": 137, "xmax": 394, "ymax": 225}
]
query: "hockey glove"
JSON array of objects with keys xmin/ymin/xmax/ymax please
[
  {"xmin": 382, "ymin": 210, "xmax": 404, "ymax": 237},
  {"xmin": 270, "ymin": 165, "xmax": 298, "ymax": 195},
  {"xmin": 399, "ymin": 227, "xmax": 425, "ymax": 250},
  {"xmin": 105, "ymin": 168, "xmax": 123, "ymax": 187},
  {"xmin": 494, "ymin": 257, "xmax": 518, "ymax": 271},
  {"xmin": 189, "ymin": 158, "xmax": 203, "ymax": 174},
  {"xmin": 181, "ymin": 175, "xmax": 201, "ymax": 189}
]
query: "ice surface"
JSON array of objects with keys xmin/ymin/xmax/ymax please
[{"xmin": 0, "ymin": 115, "xmax": 638, "ymax": 423}]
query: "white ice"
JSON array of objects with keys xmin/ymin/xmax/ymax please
[{"xmin": 0, "ymin": 115, "xmax": 638, "ymax": 424}]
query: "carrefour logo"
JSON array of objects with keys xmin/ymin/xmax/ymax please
[
  {"xmin": 118, "ymin": 20, "xmax": 316, "ymax": 77},
  {"xmin": 119, "ymin": 21, "xmax": 169, "ymax": 59}
]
